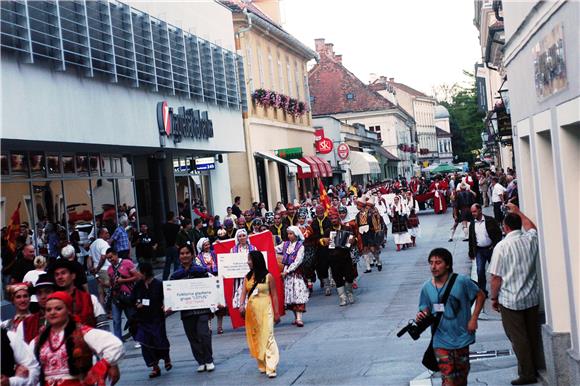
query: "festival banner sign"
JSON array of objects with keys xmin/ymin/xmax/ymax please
[
  {"xmin": 217, "ymin": 252, "xmax": 268, "ymax": 279},
  {"xmin": 163, "ymin": 276, "xmax": 222, "ymax": 311},
  {"xmin": 213, "ymin": 231, "xmax": 284, "ymax": 329}
]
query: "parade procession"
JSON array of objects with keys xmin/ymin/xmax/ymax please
[{"xmin": 2, "ymin": 0, "xmax": 580, "ymax": 385}]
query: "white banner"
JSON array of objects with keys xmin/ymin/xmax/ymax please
[
  {"xmin": 163, "ymin": 276, "xmax": 222, "ymax": 311},
  {"xmin": 217, "ymin": 252, "xmax": 268, "ymax": 279}
]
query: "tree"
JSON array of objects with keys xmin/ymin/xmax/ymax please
[{"xmin": 438, "ymin": 73, "xmax": 485, "ymax": 164}]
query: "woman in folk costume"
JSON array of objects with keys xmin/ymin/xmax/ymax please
[
  {"xmin": 231, "ymin": 229, "xmax": 257, "ymax": 309},
  {"xmin": 196, "ymin": 238, "xmax": 227, "ymax": 335},
  {"xmin": 275, "ymin": 226, "xmax": 309, "ymax": 327},
  {"xmin": 239, "ymin": 251, "xmax": 281, "ymax": 378},
  {"xmin": 404, "ymin": 190, "xmax": 421, "ymax": 247},
  {"xmin": 429, "ymin": 176, "xmax": 448, "ymax": 214},
  {"xmin": 389, "ymin": 195, "xmax": 412, "ymax": 251},
  {"xmin": 32, "ymin": 291, "xmax": 123, "ymax": 386}
]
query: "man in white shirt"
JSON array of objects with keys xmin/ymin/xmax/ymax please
[
  {"xmin": 88, "ymin": 227, "xmax": 111, "ymax": 306},
  {"xmin": 490, "ymin": 177, "xmax": 506, "ymax": 223},
  {"xmin": 488, "ymin": 204, "xmax": 542, "ymax": 385}
]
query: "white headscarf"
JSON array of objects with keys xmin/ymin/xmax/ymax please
[
  {"xmin": 234, "ymin": 228, "xmax": 248, "ymax": 245},
  {"xmin": 287, "ymin": 225, "xmax": 304, "ymax": 241},
  {"xmin": 196, "ymin": 237, "xmax": 210, "ymax": 254}
]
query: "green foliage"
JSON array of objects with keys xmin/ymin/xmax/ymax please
[{"xmin": 439, "ymin": 74, "xmax": 485, "ymax": 164}]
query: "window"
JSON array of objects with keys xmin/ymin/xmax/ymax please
[
  {"xmin": 257, "ymin": 45, "xmax": 264, "ymax": 88},
  {"xmin": 346, "ymin": 93, "xmax": 354, "ymax": 100},
  {"xmin": 286, "ymin": 58, "xmax": 292, "ymax": 97},
  {"xmin": 277, "ymin": 53, "xmax": 284, "ymax": 94},
  {"xmin": 294, "ymin": 61, "xmax": 301, "ymax": 99},
  {"xmin": 268, "ymin": 49, "xmax": 274, "ymax": 89},
  {"xmin": 246, "ymin": 45, "xmax": 254, "ymax": 92}
]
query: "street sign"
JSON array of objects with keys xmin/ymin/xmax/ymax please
[
  {"xmin": 316, "ymin": 137, "xmax": 334, "ymax": 154},
  {"xmin": 337, "ymin": 143, "xmax": 350, "ymax": 159}
]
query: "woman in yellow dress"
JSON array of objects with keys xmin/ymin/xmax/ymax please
[{"xmin": 239, "ymin": 250, "xmax": 281, "ymax": 378}]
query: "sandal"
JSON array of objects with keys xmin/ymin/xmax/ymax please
[
  {"xmin": 164, "ymin": 361, "xmax": 172, "ymax": 371},
  {"xmin": 149, "ymin": 366, "xmax": 161, "ymax": 378},
  {"xmin": 217, "ymin": 327, "xmax": 224, "ymax": 335},
  {"xmin": 296, "ymin": 320, "xmax": 304, "ymax": 327}
]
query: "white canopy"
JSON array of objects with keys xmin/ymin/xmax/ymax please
[
  {"xmin": 254, "ymin": 151, "xmax": 297, "ymax": 174},
  {"xmin": 349, "ymin": 151, "xmax": 381, "ymax": 175}
]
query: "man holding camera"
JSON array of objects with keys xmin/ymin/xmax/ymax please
[{"xmin": 417, "ymin": 248, "xmax": 485, "ymax": 385}]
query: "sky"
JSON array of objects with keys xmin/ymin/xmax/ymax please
[{"xmin": 280, "ymin": 0, "xmax": 482, "ymax": 97}]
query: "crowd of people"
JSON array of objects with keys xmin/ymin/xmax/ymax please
[{"xmin": 2, "ymin": 165, "xmax": 536, "ymax": 386}]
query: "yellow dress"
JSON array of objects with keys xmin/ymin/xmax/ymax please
[{"xmin": 245, "ymin": 275, "xmax": 280, "ymax": 374}]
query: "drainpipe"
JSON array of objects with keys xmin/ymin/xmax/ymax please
[{"xmin": 234, "ymin": 8, "xmax": 259, "ymax": 204}]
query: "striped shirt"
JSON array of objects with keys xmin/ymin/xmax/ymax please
[{"xmin": 488, "ymin": 229, "xmax": 540, "ymax": 310}]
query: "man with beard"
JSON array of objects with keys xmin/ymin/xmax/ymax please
[
  {"xmin": 309, "ymin": 205, "xmax": 332, "ymax": 296},
  {"xmin": 320, "ymin": 208, "xmax": 356, "ymax": 306}
]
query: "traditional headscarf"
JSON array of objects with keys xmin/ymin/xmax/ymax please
[
  {"xmin": 46, "ymin": 291, "xmax": 73, "ymax": 314},
  {"xmin": 234, "ymin": 228, "xmax": 248, "ymax": 245},
  {"xmin": 286, "ymin": 226, "xmax": 305, "ymax": 241},
  {"xmin": 196, "ymin": 237, "xmax": 210, "ymax": 254}
]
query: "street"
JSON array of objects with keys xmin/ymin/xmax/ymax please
[{"xmin": 117, "ymin": 208, "xmax": 533, "ymax": 386}]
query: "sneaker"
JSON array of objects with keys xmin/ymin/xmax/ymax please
[
  {"xmin": 197, "ymin": 364, "xmax": 206, "ymax": 372},
  {"xmin": 267, "ymin": 372, "xmax": 277, "ymax": 378},
  {"xmin": 134, "ymin": 343, "xmax": 141, "ymax": 349},
  {"xmin": 205, "ymin": 362, "xmax": 215, "ymax": 372}
]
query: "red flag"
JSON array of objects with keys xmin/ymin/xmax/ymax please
[
  {"xmin": 318, "ymin": 179, "xmax": 331, "ymax": 214},
  {"xmin": 213, "ymin": 231, "xmax": 284, "ymax": 329},
  {"xmin": 6, "ymin": 202, "xmax": 21, "ymax": 254}
]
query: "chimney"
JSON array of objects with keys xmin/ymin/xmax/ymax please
[
  {"xmin": 380, "ymin": 76, "xmax": 387, "ymax": 82},
  {"xmin": 314, "ymin": 38, "xmax": 326, "ymax": 53},
  {"xmin": 252, "ymin": 0, "xmax": 282, "ymax": 25},
  {"xmin": 325, "ymin": 43, "xmax": 334, "ymax": 55},
  {"xmin": 369, "ymin": 73, "xmax": 378, "ymax": 83},
  {"xmin": 334, "ymin": 54, "xmax": 342, "ymax": 63},
  {"xmin": 389, "ymin": 77, "xmax": 395, "ymax": 82}
]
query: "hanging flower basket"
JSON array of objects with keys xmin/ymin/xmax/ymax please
[{"xmin": 251, "ymin": 88, "xmax": 309, "ymax": 117}]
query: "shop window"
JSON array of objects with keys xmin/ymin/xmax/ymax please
[
  {"xmin": 2, "ymin": 182, "xmax": 34, "ymax": 252},
  {"xmin": 47, "ymin": 154, "xmax": 61, "ymax": 175},
  {"xmin": 75, "ymin": 154, "xmax": 89, "ymax": 176},
  {"xmin": 89, "ymin": 154, "xmax": 100, "ymax": 176},
  {"xmin": 30, "ymin": 152, "xmax": 46, "ymax": 177},
  {"xmin": 112, "ymin": 156, "xmax": 122, "ymax": 174},
  {"xmin": 62, "ymin": 155, "xmax": 75, "ymax": 174},
  {"xmin": 1, "ymin": 154, "xmax": 8, "ymax": 175},
  {"xmin": 175, "ymin": 175, "xmax": 192, "ymax": 219},
  {"xmin": 91, "ymin": 178, "xmax": 117, "ymax": 232},
  {"xmin": 31, "ymin": 180, "xmax": 64, "ymax": 258},
  {"xmin": 121, "ymin": 156, "xmax": 133, "ymax": 176},
  {"xmin": 63, "ymin": 179, "xmax": 94, "ymax": 247},
  {"xmin": 115, "ymin": 179, "xmax": 136, "ymax": 226},
  {"xmin": 10, "ymin": 152, "xmax": 29, "ymax": 177}
]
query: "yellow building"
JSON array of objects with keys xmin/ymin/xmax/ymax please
[{"xmin": 221, "ymin": 0, "xmax": 320, "ymax": 210}]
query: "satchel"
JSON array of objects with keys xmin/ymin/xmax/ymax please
[{"xmin": 421, "ymin": 273, "xmax": 458, "ymax": 372}]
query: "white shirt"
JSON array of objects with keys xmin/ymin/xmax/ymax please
[
  {"xmin": 491, "ymin": 183, "xmax": 506, "ymax": 203},
  {"xmin": 89, "ymin": 238, "xmax": 111, "ymax": 270},
  {"xmin": 6, "ymin": 330, "xmax": 40, "ymax": 386},
  {"xmin": 474, "ymin": 217, "xmax": 493, "ymax": 247},
  {"xmin": 488, "ymin": 229, "xmax": 540, "ymax": 310}
]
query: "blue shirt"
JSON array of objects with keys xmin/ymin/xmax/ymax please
[
  {"xmin": 111, "ymin": 226, "xmax": 130, "ymax": 252},
  {"xmin": 419, "ymin": 274, "xmax": 480, "ymax": 349}
]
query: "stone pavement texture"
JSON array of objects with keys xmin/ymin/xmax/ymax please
[{"xmin": 117, "ymin": 208, "xmax": 541, "ymax": 386}]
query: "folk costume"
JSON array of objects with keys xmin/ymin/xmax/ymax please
[
  {"xmin": 269, "ymin": 223, "xmax": 288, "ymax": 246},
  {"xmin": 309, "ymin": 210, "xmax": 332, "ymax": 295},
  {"xmin": 356, "ymin": 198, "xmax": 378, "ymax": 273},
  {"xmin": 275, "ymin": 227, "xmax": 309, "ymax": 326},
  {"xmin": 33, "ymin": 292, "xmax": 123, "ymax": 386},
  {"xmin": 405, "ymin": 195, "xmax": 420, "ymax": 246},
  {"xmin": 231, "ymin": 229, "xmax": 256, "ymax": 309},
  {"xmin": 389, "ymin": 197, "xmax": 412, "ymax": 251},
  {"xmin": 325, "ymin": 215, "xmax": 356, "ymax": 306},
  {"xmin": 429, "ymin": 179, "xmax": 448, "ymax": 214}
]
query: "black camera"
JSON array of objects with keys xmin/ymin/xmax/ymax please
[{"xmin": 396, "ymin": 314, "xmax": 436, "ymax": 340}]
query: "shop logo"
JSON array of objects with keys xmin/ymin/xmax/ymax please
[
  {"xmin": 156, "ymin": 101, "xmax": 214, "ymax": 143},
  {"xmin": 337, "ymin": 143, "xmax": 350, "ymax": 159},
  {"xmin": 317, "ymin": 137, "xmax": 333, "ymax": 154}
]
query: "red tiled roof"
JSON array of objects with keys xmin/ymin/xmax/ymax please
[{"xmin": 308, "ymin": 45, "xmax": 395, "ymax": 116}]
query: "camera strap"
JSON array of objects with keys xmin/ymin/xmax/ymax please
[{"xmin": 432, "ymin": 273, "xmax": 458, "ymax": 334}]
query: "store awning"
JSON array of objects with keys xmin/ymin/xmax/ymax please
[
  {"xmin": 290, "ymin": 158, "xmax": 312, "ymax": 178},
  {"xmin": 350, "ymin": 151, "xmax": 381, "ymax": 175},
  {"xmin": 376, "ymin": 147, "xmax": 400, "ymax": 161},
  {"xmin": 312, "ymin": 156, "xmax": 332, "ymax": 177},
  {"xmin": 254, "ymin": 151, "xmax": 297, "ymax": 174},
  {"xmin": 299, "ymin": 156, "xmax": 321, "ymax": 178}
]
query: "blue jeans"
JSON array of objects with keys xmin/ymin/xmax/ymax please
[
  {"xmin": 111, "ymin": 302, "xmax": 135, "ymax": 341},
  {"xmin": 162, "ymin": 246, "xmax": 179, "ymax": 280},
  {"xmin": 476, "ymin": 247, "xmax": 493, "ymax": 296}
]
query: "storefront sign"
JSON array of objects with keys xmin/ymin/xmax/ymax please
[
  {"xmin": 316, "ymin": 137, "xmax": 334, "ymax": 154},
  {"xmin": 276, "ymin": 147, "xmax": 303, "ymax": 159},
  {"xmin": 337, "ymin": 143, "xmax": 350, "ymax": 160},
  {"xmin": 157, "ymin": 101, "xmax": 214, "ymax": 143},
  {"xmin": 163, "ymin": 276, "xmax": 222, "ymax": 311},
  {"xmin": 195, "ymin": 157, "xmax": 216, "ymax": 171},
  {"xmin": 314, "ymin": 128, "xmax": 325, "ymax": 142}
]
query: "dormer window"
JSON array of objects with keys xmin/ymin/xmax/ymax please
[
  {"xmin": 345, "ymin": 92, "xmax": 354, "ymax": 101},
  {"xmin": 310, "ymin": 95, "xmax": 316, "ymax": 104}
]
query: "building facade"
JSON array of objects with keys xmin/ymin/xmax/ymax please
[
  {"xmin": 308, "ymin": 39, "xmax": 415, "ymax": 180},
  {"xmin": 1, "ymin": 1, "xmax": 246, "ymax": 247},
  {"xmin": 500, "ymin": 0, "xmax": 580, "ymax": 384},
  {"xmin": 435, "ymin": 105, "xmax": 454, "ymax": 164},
  {"xmin": 221, "ymin": 0, "xmax": 322, "ymax": 209}
]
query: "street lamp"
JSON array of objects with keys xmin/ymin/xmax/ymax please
[{"xmin": 499, "ymin": 88, "xmax": 510, "ymax": 114}]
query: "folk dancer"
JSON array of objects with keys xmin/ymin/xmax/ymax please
[
  {"xmin": 230, "ymin": 229, "xmax": 256, "ymax": 308},
  {"xmin": 310, "ymin": 205, "xmax": 332, "ymax": 296},
  {"xmin": 339, "ymin": 206, "xmax": 360, "ymax": 289},
  {"xmin": 322, "ymin": 208, "xmax": 356, "ymax": 305},
  {"xmin": 405, "ymin": 191, "xmax": 420, "ymax": 247},
  {"xmin": 429, "ymin": 176, "xmax": 448, "ymax": 214},
  {"xmin": 389, "ymin": 196, "xmax": 412, "ymax": 251},
  {"xmin": 367, "ymin": 199, "xmax": 385, "ymax": 271},
  {"xmin": 275, "ymin": 226, "xmax": 309, "ymax": 327}
]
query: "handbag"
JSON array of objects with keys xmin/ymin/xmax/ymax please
[{"xmin": 422, "ymin": 273, "xmax": 458, "ymax": 372}]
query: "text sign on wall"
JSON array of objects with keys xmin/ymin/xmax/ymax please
[{"xmin": 157, "ymin": 101, "xmax": 214, "ymax": 144}]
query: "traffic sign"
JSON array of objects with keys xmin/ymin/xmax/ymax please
[{"xmin": 337, "ymin": 143, "xmax": 350, "ymax": 159}]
